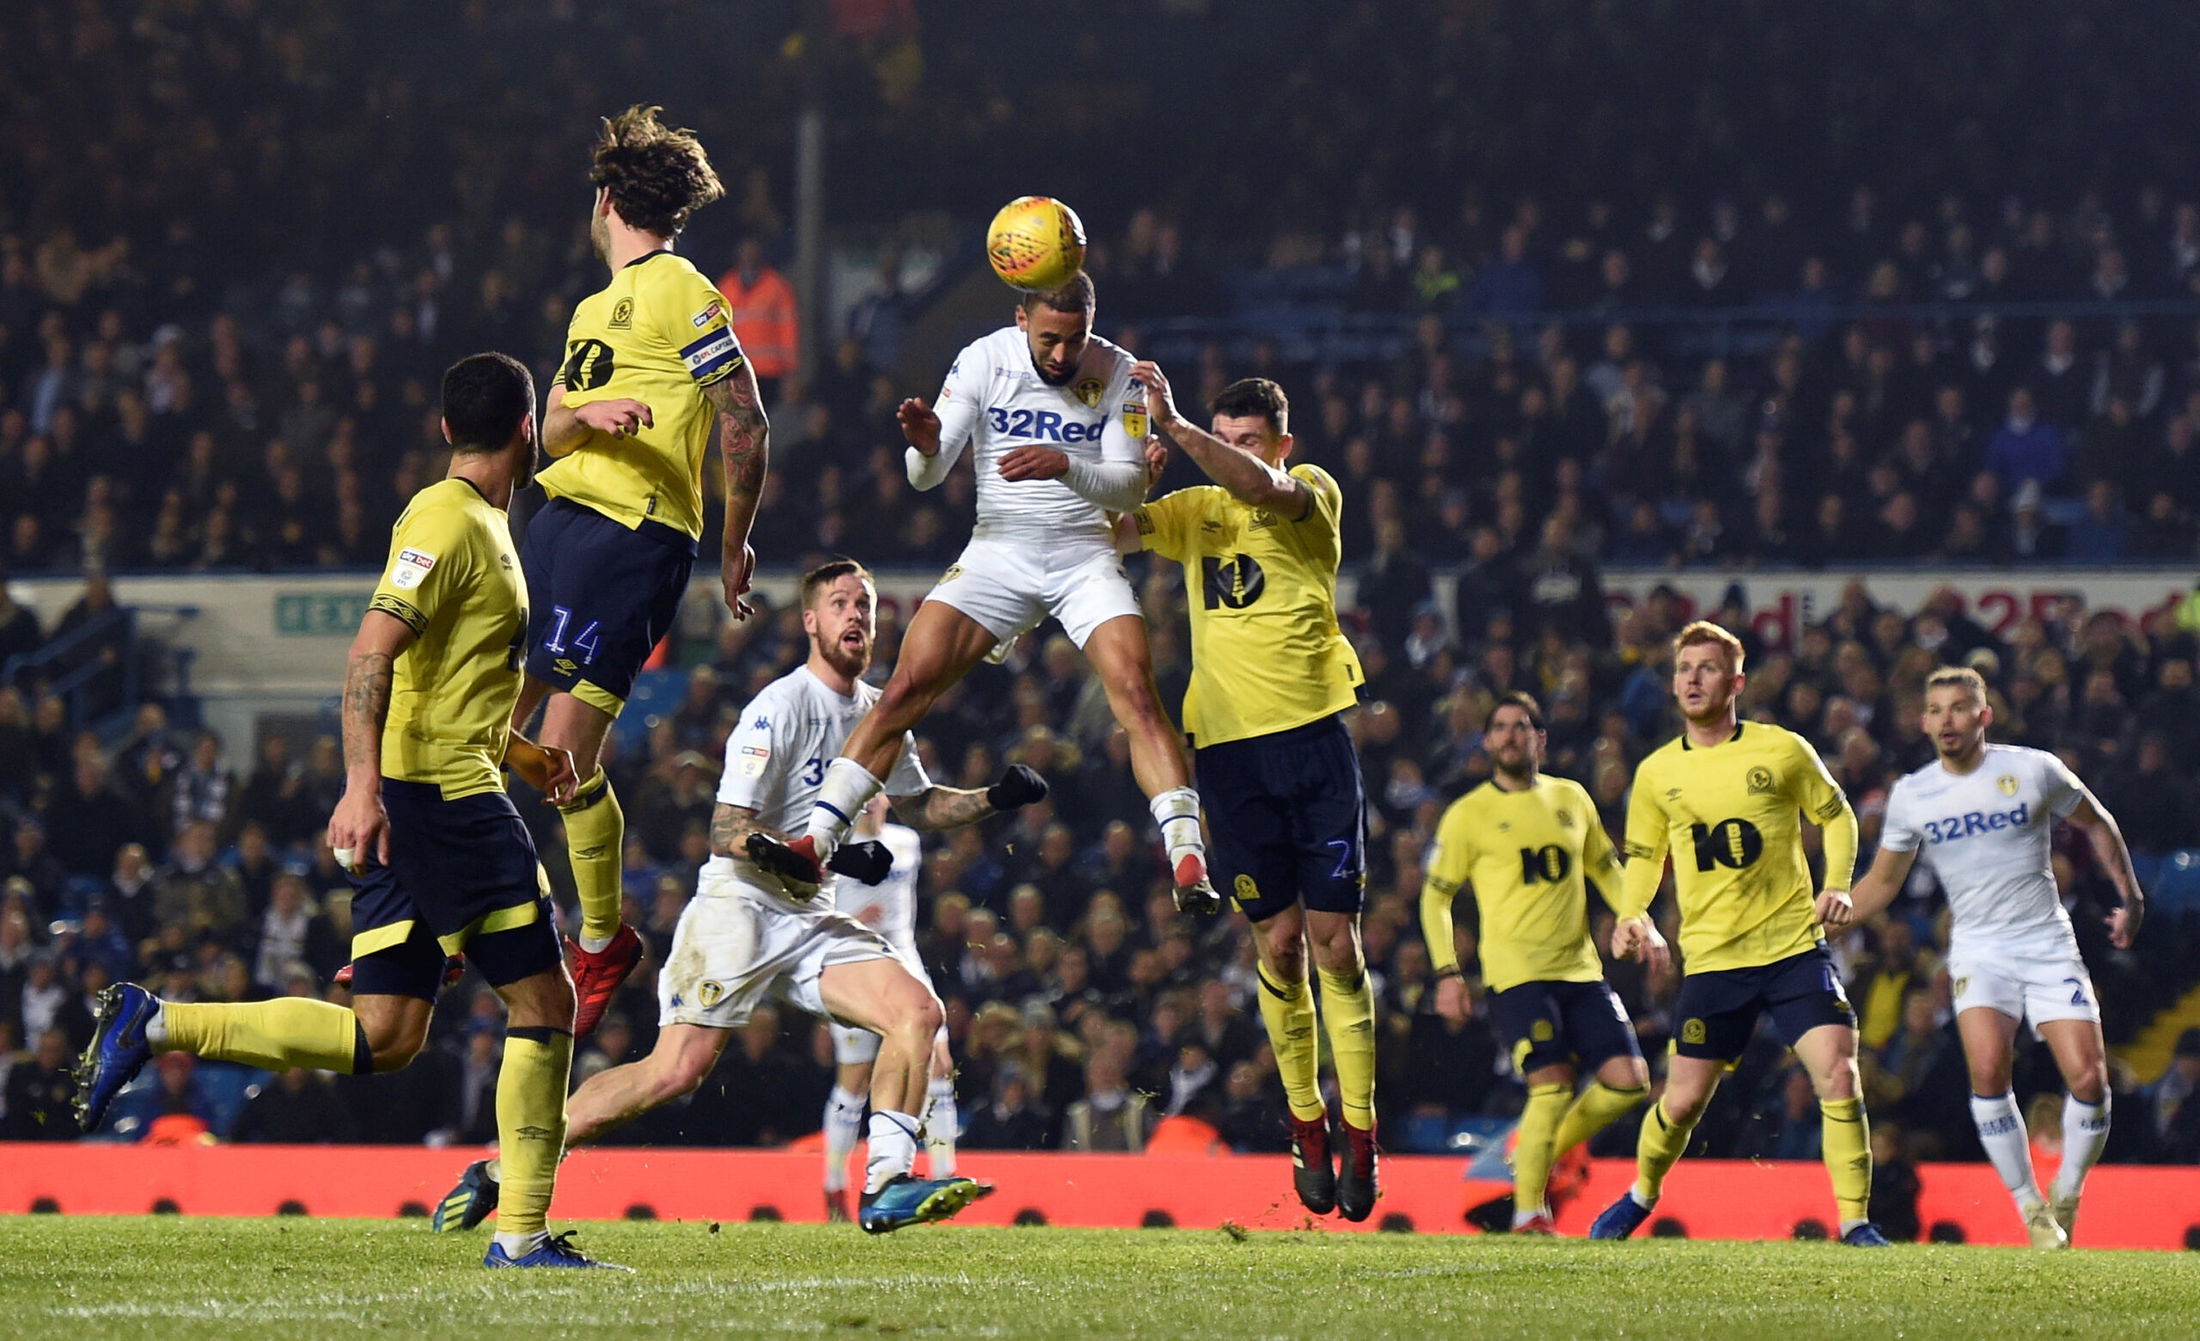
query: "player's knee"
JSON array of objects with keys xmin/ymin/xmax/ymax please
[
  {"xmin": 361, "ymin": 1019, "xmax": 426, "ymax": 1072},
  {"xmin": 1811, "ymin": 1058, "xmax": 1861, "ymax": 1102},
  {"xmin": 1309, "ymin": 924, "xmax": 1363, "ymax": 976},
  {"xmin": 1260, "ymin": 936, "xmax": 1307, "ymax": 984},
  {"xmin": 898, "ymin": 991, "xmax": 945, "ymax": 1047},
  {"xmin": 877, "ymin": 671, "xmax": 941, "ymax": 726},
  {"xmin": 1968, "ymin": 1059, "xmax": 2012, "ymax": 1096},
  {"xmin": 2068, "ymin": 1059, "xmax": 2109, "ymax": 1104}
]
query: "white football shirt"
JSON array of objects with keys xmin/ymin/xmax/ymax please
[
  {"xmin": 920, "ymin": 326, "xmax": 1146, "ymax": 542},
  {"xmin": 709, "ymin": 666, "xmax": 929, "ymax": 899},
  {"xmin": 1879, "ymin": 744, "xmax": 2086, "ymax": 959},
  {"xmin": 833, "ymin": 822, "xmax": 925, "ymax": 961}
]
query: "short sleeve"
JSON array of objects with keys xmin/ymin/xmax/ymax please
[
  {"xmin": 883, "ymin": 731, "xmax": 931, "ymax": 798},
  {"xmin": 717, "ymin": 691, "xmax": 784, "ymax": 811},
  {"xmin": 1878, "ymin": 779, "xmax": 1922, "ymax": 852},
  {"xmin": 2039, "ymin": 751, "xmax": 2085, "ymax": 818},
  {"xmin": 367, "ymin": 503, "xmax": 469, "ymax": 636},
  {"xmin": 668, "ymin": 266, "xmax": 746, "ymax": 387},
  {"xmin": 1133, "ymin": 489, "xmax": 1203, "ymax": 563}
]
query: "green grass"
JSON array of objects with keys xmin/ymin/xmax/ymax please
[{"xmin": 3, "ymin": 1217, "xmax": 2199, "ymax": 1339}]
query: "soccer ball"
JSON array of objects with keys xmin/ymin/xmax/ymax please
[{"xmin": 985, "ymin": 196, "xmax": 1087, "ymax": 291}]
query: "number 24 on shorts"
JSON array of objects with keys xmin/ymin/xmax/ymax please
[{"xmin": 542, "ymin": 605, "xmax": 603, "ymax": 665}]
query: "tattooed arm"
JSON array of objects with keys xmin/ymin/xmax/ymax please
[
  {"xmin": 328, "ymin": 610, "xmax": 416, "ymax": 871},
  {"xmin": 888, "ymin": 785, "xmax": 997, "ymax": 833},
  {"xmin": 703, "ymin": 360, "xmax": 771, "ymax": 620},
  {"xmin": 710, "ymin": 802, "xmax": 792, "ymax": 859}
]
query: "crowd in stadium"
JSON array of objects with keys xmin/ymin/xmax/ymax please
[{"xmin": 5, "ymin": 0, "xmax": 2200, "ymax": 1225}]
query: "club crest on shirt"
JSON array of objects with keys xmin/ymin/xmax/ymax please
[
  {"xmin": 1746, "ymin": 766, "xmax": 1776, "ymax": 795},
  {"xmin": 1996, "ymin": 774, "xmax": 2019, "ymax": 796},
  {"xmin": 1556, "ymin": 808, "xmax": 1575, "ymax": 828},
  {"xmin": 697, "ymin": 980, "xmax": 725, "ymax": 1007},
  {"xmin": 609, "ymin": 298, "xmax": 634, "ymax": 330}
]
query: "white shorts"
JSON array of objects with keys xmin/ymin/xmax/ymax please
[
  {"xmin": 925, "ymin": 534, "xmax": 1141, "ymax": 649},
  {"xmin": 828, "ymin": 948, "xmax": 947, "ymax": 1065},
  {"xmin": 657, "ymin": 866, "xmax": 895, "ymax": 1030},
  {"xmin": 1948, "ymin": 948, "xmax": 2102, "ymax": 1033}
]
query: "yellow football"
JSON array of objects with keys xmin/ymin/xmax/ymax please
[{"xmin": 985, "ymin": 196, "xmax": 1087, "ymax": 291}]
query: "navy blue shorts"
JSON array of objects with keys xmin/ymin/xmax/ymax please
[
  {"xmin": 1672, "ymin": 944, "xmax": 1855, "ymax": 1064},
  {"xmin": 1488, "ymin": 978, "xmax": 1642, "ymax": 1075},
  {"xmin": 346, "ymin": 780, "xmax": 561, "ymax": 1000},
  {"xmin": 519, "ymin": 496, "xmax": 695, "ymax": 713},
  {"xmin": 1196, "ymin": 714, "xmax": 1368, "ymax": 923}
]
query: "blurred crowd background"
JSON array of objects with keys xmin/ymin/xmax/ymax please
[{"xmin": 5, "ymin": 0, "xmax": 2200, "ymax": 1225}]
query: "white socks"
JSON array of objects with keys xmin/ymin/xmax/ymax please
[
  {"xmin": 494, "ymin": 1230, "xmax": 547, "ymax": 1257},
  {"xmin": 864, "ymin": 1109, "xmax": 922, "ymax": 1195},
  {"xmin": 144, "ymin": 1001, "xmax": 169, "ymax": 1047},
  {"xmin": 924, "ymin": 1075, "xmax": 959, "ymax": 1178},
  {"xmin": 2053, "ymin": 1093, "xmax": 2111, "ymax": 1201},
  {"xmin": 807, "ymin": 759, "xmax": 885, "ymax": 861},
  {"xmin": 1971, "ymin": 1091, "xmax": 2042, "ymax": 1207},
  {"xmin": 822, "ymin": 1085, "xmax": 866, "ymax": 1194},
  {"xmin": 1148, "ymin": 787, "xmax": 1204, "ymax": 868}
]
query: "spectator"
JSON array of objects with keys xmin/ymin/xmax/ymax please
[
  {"xmin": 715, "ymin": 238, "xmax": 798, "ymax": 404},
  {"xmin": 963, "ymin": 1064, "xmax": 1052, "ymax": 1151},
  {"xmin": 148, "ymin": 821, "xmax": 249, "ymax": 954},
  {"xmin": 1062, "ymin": 1051, "xmax": 1154, "ymax": 1152},
  {"xmin": 1984, "ymin": 387, "xmax": 2073, "ymax": 497},
  {"xmin": 1, "ymin": 1028, "xmax": 78, "ymax": 1140}
]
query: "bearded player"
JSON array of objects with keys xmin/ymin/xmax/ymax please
[
  {"xmin": 1835, "ymin": 666, "xmax": 2142, "ymax": 1248},
  {"xmin": 521, "ymin": 106, "xmax": 771, "ymax": 1037},
  {"xmin": 755, "ymin": 274, "xmax": 1217, "ymax": 916},
  {"xmin": 433, "ymin": 560, "xmax": 1046, "ymax": 1234},
  {"xmin": 1591, "ymin": 621, "xmax": 1891, "ymax": 1246},
  {"xmin": 1116, "ymin": 367, "xmax": 1378, "ymax": 1218},
  {"xmin": 1422, "ymin": 693, "xmax": 1653, "ymax": 1234}
]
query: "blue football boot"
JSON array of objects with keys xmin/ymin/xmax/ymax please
[
  {"xmin": 434, "ymin": 1159, "xmax": 500, "ymax": 1233},
  {"xmin": 73, "ymin": 982, "xmax": 158, "ymax": 1132},
  {"xmin": 1841, "ymin": 1223, "xmax": 1895, "ymax": 1247},
  {"xmin": 483, "ymin": 1231, "xmax": 631, "ymax": 1270},
  {"xmin": 857, "ymin": 1174, "xmax": 994, "ymax": 1234},
  {"xmin": 1588, "ymin": 1191, "xmax": 1654, "ymax": 1240}
]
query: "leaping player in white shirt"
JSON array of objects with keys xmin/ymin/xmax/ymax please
[
  {"xmin": 1828, "ymin": 665, "xmax": 2143, "ymax": 1249},
  {"xmin": 750, "ymin": 274, "xmax": 1220, "ymax": 917},
  {"xmin": 429, "ymin": 559, "xmax": 1048, "ymax": 1235}
]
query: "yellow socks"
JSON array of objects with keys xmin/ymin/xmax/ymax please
[
  {"xmin": 493, "ymin": 1026, "xmax": 574, "ymax": 1241},
  {"xmin": 1633, "ymin": 1099, "xmax": 1696, "ymax": 1205},
  {"xmin": 1821, "ymin": 1097, "xmax": 1873, "ymax": 1225},
  {"xmin": 559, "ymin": 770, "xmax": 625, "ymax": 945},
  {"xmin": 159, "ymin": 998, "xmax": 365, "ymax": 1073},
  {"xmin": 1256, "ymin": 964, "xmax": 1325, "ymax": 1122},
  {"xmin": 1513, "ymin": 1081, "xmax": 1572, "ymax": 1214},
  {"xmin": 1317, "ymin": 965, "xmax": 1377, "ymax": 1131},
  {"xmin": 1554, "ymin": 1080, "xmax": 1649, "ymax": 1156}
]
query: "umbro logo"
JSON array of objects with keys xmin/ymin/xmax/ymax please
[
  {"xmin": 1200, "ymin": 520, "xmax": 1223, "ymax": 534},
  {"xmin": 1665, "ymin": 788, "xmax": 1683, "ymax": 801}
]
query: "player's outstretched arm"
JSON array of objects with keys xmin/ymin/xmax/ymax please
[
  {"xmin": 902, "ymin": 396, "xmax": 970, "ymax": 490},
  {"xmin": 704, "ymin": 363, "xmax": 770, "ymax": 620},
  {"xmin": 2066, "ymin": 790, "xmax": 2146, "ymax": 947},
  {"xmin": 1132, "ymin": 359, "xmax": 1309, "ymax": 518},
  {"xmin": 542, "ymin": 384, "xmax": 654, "ymax": 458},
  {"xmin": 888, "ymin": 765, "xmax": 1048, "ymax": 831},
  {"xmin": 329, "ymin": 610, "xmax": 416, "ymax": 873},
  {"xmin": 1827, "ymin": 844, "xmax": 1917, "ymax": 929}
]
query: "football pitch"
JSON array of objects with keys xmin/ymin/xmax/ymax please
[{"xmin": 5, "ymin": 1217, "xmax": 2199, "ymax": 1339}]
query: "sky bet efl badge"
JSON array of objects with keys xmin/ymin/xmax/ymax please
[
  {"xmin": 1122, "ymin": 397, "xmax": 1149, "ymax": 441},
  {"xmin": 390, "ymin": 547, "xmax": 436, "ymax": 590}
]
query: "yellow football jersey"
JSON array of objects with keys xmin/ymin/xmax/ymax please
[
  {"xmin": 1618, "ymin": 722, "xmax": 1858, "ymax": 973},
  {"xmin": 1134, "ymin": 463, "xmax": 1363, "ymax": 745},
  {"xmin": 538, "ymin": 250, "xmax": 745, "ymax": 542},
  {"xmin": 1422, "ymin": 775, "xmax": 1620, "ymax": 992},
  {"xmin": 366, "ymin": 478, "xmax": 527, "ymax": 799}
]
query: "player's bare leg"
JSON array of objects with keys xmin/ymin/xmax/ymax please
[
  {"xmin": 1955, "ymin": 1006, "xmax": 2062, "ymax": 1245},
  {"xmin": 1790, "ymin": 1021, "xmax": 1882, "ymax": 1242},
  {"xmin": 794, "ymin": 601, "xmax": 997, "ymax": 870},
  {"xmin": 2038, "ymin": 1016, "xmax": 2112, "ymax": 1242},
  {"xmin": 1080, "ymin": 613, "xmax": 1216, "ymax": 913},
  {"xmin": 527, "ymin": 680, "xmax": 644, "ymax": 1038},
  {"xmin": 819, "ymin": 957, "xmax": 991, "ymax": 1231}
]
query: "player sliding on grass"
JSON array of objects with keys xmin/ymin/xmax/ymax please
[
  {"xmin": 433, "ymin": 560, "xmax": 1045, "ymax": 1235},
  {"xmin": 77, "ymin": 355, "xmax": 622, "ymax": 1270},
  {"xmin": 753, "ymin": 274, "xmax": 1218, "ymax": 918},
  {"xmin": 1833, "ymin": 665, "xmax": 2143, "ymax": 1248},
  {"xmin": 1115, "ymin": 368, "xmax": 1379, "ymax": 1219},
  {"xmin": 1591, "ymin": 621, "xmax": 1891, "ymax": 1247},
  {"xmin": 1422, "ymin": 692, "xmax": 1653, "ymax": 1234}
]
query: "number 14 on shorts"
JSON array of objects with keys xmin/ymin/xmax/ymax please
[{"xmin": 542, "ymin": 605, "xmax": 603, "ymax": 665}]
